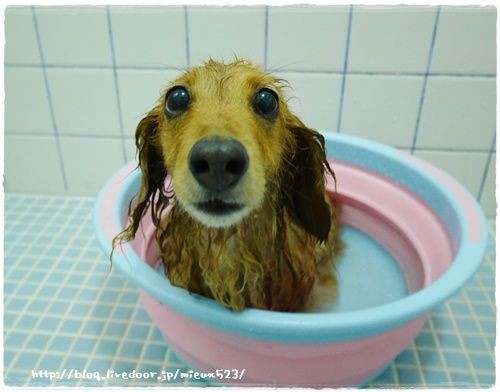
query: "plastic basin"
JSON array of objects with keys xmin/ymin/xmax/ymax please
[{"xmin": 94, "ymin": 132, "xmax": 487, "ymax": 387}]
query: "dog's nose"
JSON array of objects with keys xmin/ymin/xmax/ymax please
[{"xmin": 189, "ymin": 137, "xmax": 249, "ymax": 191}]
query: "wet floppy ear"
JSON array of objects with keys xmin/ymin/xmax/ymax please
[
  {"xmin": 282, "ymin": 116, "xmax": 336, "ymax": 242},
  {"xmin": 118, "ymin": 108, "xmax": 169, "ymax": 241}
]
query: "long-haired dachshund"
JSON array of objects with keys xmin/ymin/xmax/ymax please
[{"xmin": 115, "ymin": 59, "xmax": 344, "ymax": 312}]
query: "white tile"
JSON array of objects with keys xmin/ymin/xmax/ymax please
[
  {"xmin": 5, "ymin": 135, "xmax": 65, "ymax": 194},
  {"xmin": 110, "ymin": 6, "xmax": 187, "ymax": 68},
  {"xmin": 118, "ymin": 69, "xmax": 181, "ymax": 138},
  {"xmin": 60, "ymin": 137, "xmax": 125, "ymax": 196},
  {"xmin": 277, "ymin": 72, "xmax": 342, "ymax": 132},
  {"xmin": 268, "ymin": 6, "xmax": 349, "ymax": 72},
  {"xmin": 35, "ymin": 6, "xmax": 111, "ymax": 66},
  {"xmin": 5, "ymin": 6, "xmax": 40, "ymax": 65},
  {"xmin": 417, "ymin": 77, "xmax": 495, "ymax": 150},
  {"xmin": 349, "ymin": 6, "xmax": 436, "ymax": 73},
  {"xmin": 5, "ymin": 68, "xmax": 53, "ymax": 134},
  {"xmin": 480, "ymin": 153, "xmax": 496, "ymax": 218},
  {"xmin": 341, "ymin": 75, "xmax": 422, "ymax": 147},
  {"xmin": 431, "ymin": 6, "xmax": 496, "ymax": 75},
  {"xmin": 47, "ymin": 68, "xmax": 120, "ymax": 136},
  {"xmin": 414, "ymin": 150, "xmax": 488, "ymax": 196},
  {"xmin": 124, "ymin": 138, "xmax": 138, "ymax": 163},
  {"xmin": 188, "ymin": 6, "xmax": 266, "ymax": 67}
]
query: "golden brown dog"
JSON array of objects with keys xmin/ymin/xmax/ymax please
[{"xmin": 115, "ymin": 59, "xmax": 344, "ymax": 312}]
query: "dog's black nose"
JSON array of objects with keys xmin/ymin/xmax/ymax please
[{"xmin": 188, "ymin": 137, "xmax": 249, "ymax": 191}]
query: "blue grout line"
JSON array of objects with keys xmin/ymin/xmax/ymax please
[
  {"xmin": 411, "ymin": 6, "xmax": 441, "ymax": 154},
  {"xmin": 4, "ymin": 63, "xmax": 179, "ymax": 71},
  {"xmin": 411, "ymin": 146, "xmax": 495, "ymax": 153},
  {"xmin": 336, "ymin": 5, "xmax": 354, "ymax": 133},
  {"xmin": 105, "ymin": 5, "xmax": 128, "ymax": 164},
  {"xmin": 477, "ymin": 132, "xmax": 496, "ymax": 201},
  {"xmin": 4, "ymin": 131, "xmax": 496, "ymax": 154},
  {"xmin": 4, "ymin": 63, "xmax": 496, "ymax": 79},
  {"xmin": 6, "ymin": 132, "xmax": 133, "ymax": 140},
  {"xmin": 31, "ymin": 6, "xmax": 69, "ymax": 193},
  {"xmin": 184, "ymin": 5, "xmax": 191, "ymax": 68},
  {"xmin": 264, "ymin": 5, "xmax": 269, "ymax": 71}
]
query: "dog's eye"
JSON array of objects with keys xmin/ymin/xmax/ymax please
[
  {"xmin": 165, "ymin": 86, "xmax": 190, "ymax": 117},
  {"xmin": 253, "ymin": 88, "xmax": 279, "ymax": 120}
]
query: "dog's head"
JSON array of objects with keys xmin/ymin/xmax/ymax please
[{"xmin": 127, "ymin": 59, "xmax": 335, "ymax": 242}]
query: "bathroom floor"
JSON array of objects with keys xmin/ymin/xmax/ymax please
[{"xmin": 3, "ymin": 194, "xmax": 496, "ymax": 388}]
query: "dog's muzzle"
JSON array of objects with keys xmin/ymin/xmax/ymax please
[
  {"xmin": 188, "ymin": 136, "xmax": 249, "ymax": 216},
  {"xmin": 188, "ymin": 136, "xmax": 249, "ymax": 192}
]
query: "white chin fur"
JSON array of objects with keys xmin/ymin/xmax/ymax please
[{"xmin": 182, "ymin": 203, "xmax": 251, "ymax": 228}]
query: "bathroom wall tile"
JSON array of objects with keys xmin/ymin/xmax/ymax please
[
  {"xmin": 110, "ymin": 6, "xmax": 187, "ymax": 68},
  {"xmin": 417, "ymin": 77, "xmax": 495, "ymax": 150},
  {"xmin": 47, "ymin": 68, "xmax": 120, "ymax": 136},
  {"xmin": 349, "ymin": 6, "xmax": 436, "ymax": 73},
  {"xmin": 277, "ymin": 72, "xmax": 342, "ymax": 132},
  {"xmin": 480, "ymin": 153, "xmax": 496, "ymax": 218},
  {"xmin": 5, "ymin": 68, "xmax": 54, "ymax": 134},
  {"xmin": 60, "ymin": 137, "xmax": 124, "ymax": 196},
  {"xmin": 414, "ymin": 150, "xmax": 488, "ymax": 196},
  {"xmin": 268, "ymin": 6, "xmax": 349, "ymax": 72},
  {"xmin": 5, "ymin": 135, "xmax": 65, "ymax": 194},
  {"xmin": 4, "ymin": 5, "xmax": 496, "ymax": 198},
  {"xmin": 341, "ymin": 74, "xmax": 422, "ymax": 147},
  {"xmin": 118, "ymin": 69, "xmax": 181, "ymax": 138},
  {"xmin": 124, "ymin": 139, "xmax": 137, "ymax": 163},
  {"xmin": 431, "ymin": 6, "xmax": 496, "ymax": 75},
  {"xmin": 188, "ymin": 6, "xmax": 266, "ymax": 67},
  {"xmin": 35, "ymin": 6, "xmax": 111, "ymax": 66},
  {"xmin": 5, "ymin": 6, "xmax": 40, "ymax": 65}
]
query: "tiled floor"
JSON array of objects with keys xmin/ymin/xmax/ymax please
[{"xmin": 3, "ymin": 194, "xmax": 496, "ymax": 387}]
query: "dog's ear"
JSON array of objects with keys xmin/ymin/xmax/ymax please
[
  {"xmin": 124, "ymin": 109, "xmax": 169, "ymax": 239},
  {"xmin": 282, "ymin": 116, "xmax": 336, "ymax": 243}
]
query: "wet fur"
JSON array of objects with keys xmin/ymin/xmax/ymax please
[{"xmin": 114, "ymin": 59, "xmax": 344, "ymax": 312}]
